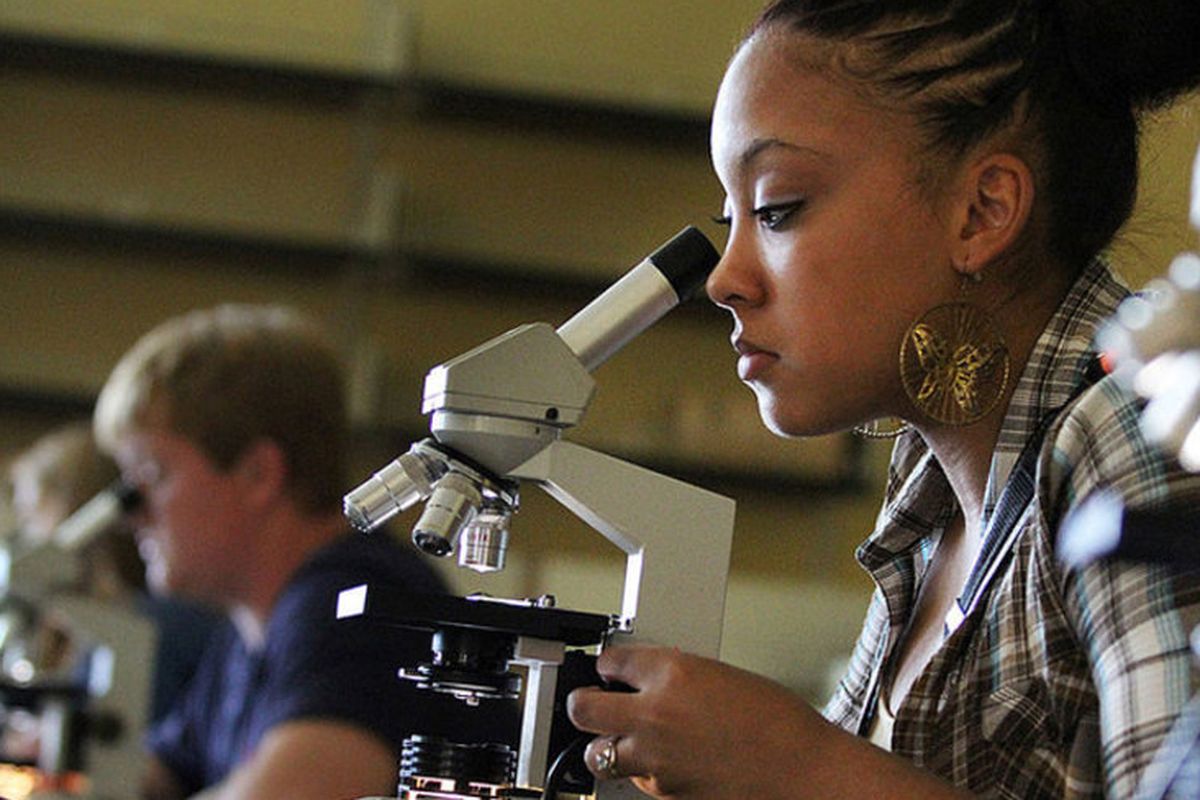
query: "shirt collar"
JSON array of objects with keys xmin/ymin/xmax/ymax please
[{"xmin": 981, "ymin": 257, "xmax": 1130, "ymax": 516}]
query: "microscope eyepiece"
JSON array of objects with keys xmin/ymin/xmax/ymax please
[
  {"xmin": 54, "ymin": 480, "xmax": 143, "ymax": 551},
  {"xmin": 647, "ymin": 225, "xmax": 720, "ymax": 302}
]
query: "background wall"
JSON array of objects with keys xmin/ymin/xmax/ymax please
[{"xmin": 0, "ymin": 1, "xmax": 1197, "ymax": 702}]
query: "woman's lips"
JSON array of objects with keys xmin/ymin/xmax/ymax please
[{"xmin": 734, "ymin": 339, "xmax": 778, "ymax": 381}]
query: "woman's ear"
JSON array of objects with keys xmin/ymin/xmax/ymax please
[{"xmin": 951, "ymin": 152, "xmax": 1035, "ymax": 274}]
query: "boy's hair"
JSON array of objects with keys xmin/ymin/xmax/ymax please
[{"xmin": 95, "ymin": 304, "xmax": 348, "ymax": 514}]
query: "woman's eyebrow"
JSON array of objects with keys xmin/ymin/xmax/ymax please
[{"xmin": 738, "ymin": 137, "xmax": 830, "ymax": 170}]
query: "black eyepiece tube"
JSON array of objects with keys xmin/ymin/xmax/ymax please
[{"xmin": 647, "ymin": 225, "xmax": 721, "ymax": 303}]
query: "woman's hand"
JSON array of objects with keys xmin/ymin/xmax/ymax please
[
  {"xmin": 566, "ymin": 644, "xmax": 821, "ymax": 798},
  {"xmin": 567, "ymin": 644, "xmax": 973, "ymax": 799}
]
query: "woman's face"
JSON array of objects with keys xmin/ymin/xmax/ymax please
[{"xmin": 707, "ymin": 30, "xmax": 962, "ymax": 436}]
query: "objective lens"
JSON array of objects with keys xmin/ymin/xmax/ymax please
[
  {"xmin": 344, "ymin": 448, "xmax": 442, "ymax": 533},
  {"xmin": 458, "ymin": 506, "xmax": 511, "ymax": 573},
  {"xmin": 412, "ymin": 471, "xmax": 482, "ymax": 557}
]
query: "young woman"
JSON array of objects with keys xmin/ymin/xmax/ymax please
[{"xmin": 569, "ymin": 1, "xmax": 1200, "ymax": 797}]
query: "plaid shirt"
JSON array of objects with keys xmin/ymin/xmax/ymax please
[{"xmin": 824, "ymin": 258, "xmax": 1200, "ymax": 798}]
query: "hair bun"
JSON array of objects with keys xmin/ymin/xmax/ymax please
[{"xmin": 1056, "ymin": 0, "xmax": 1200, "ymax": 110}]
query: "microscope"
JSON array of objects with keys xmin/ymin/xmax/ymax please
[
  {"xmin": 338, "ymin": 226, "xmax": 736, "ymax": 799},
  {"xmin": 0, "ymin": 483, "xmax": 154, "ymax": 798}
]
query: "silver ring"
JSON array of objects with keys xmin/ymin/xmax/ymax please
[{"xmin": 595, "ymin": 735, "xmax": 621, "ymax": 780}]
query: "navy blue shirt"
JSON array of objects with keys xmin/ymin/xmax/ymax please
[
  {"xmin": 136, "ymin": 593, "xmax": 223, "ymax": 723},
  {"xmin": 147, "ymin": 532, "xmax": 476, "ymax": 793}
]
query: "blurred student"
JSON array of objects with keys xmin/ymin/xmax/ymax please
[
  {"xmin": 93, "ymin": 304, "xmax": 478, "ymax": 800},
  {"xmin": 7, "ymin": 421, "xmax": 220, "ymax": 722}
]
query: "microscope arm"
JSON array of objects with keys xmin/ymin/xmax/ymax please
[{"xmin": 511, "ymin": 440, "xmax": 734, "ymax": 657}]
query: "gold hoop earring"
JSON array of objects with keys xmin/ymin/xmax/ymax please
[{"xmin": 899, "ymin": 283, "xmax": 1010, "ymax": 427}]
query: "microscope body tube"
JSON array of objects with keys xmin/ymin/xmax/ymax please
[
  {"xmin": 54, "ymin": 481, "xmax": 141, "ymax": 551},
  {"xmin": 557, "ymin": 226, "xmax": 718, "ymax": 372}
]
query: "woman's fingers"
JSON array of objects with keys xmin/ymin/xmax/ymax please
[
  {"xmin": 568, "ymin": 645, "xmax": 700, "ymax": 792},
  {"xmin": 584, "ymin": 734, "xmax": 637, "ymax": 781},
  {"xmin": 595, "ymin": 642, "xmax": 671, "ymax": 684},
  {"xmin": 568, "ymin": 683, "xmax": 640, "ymax": 733}
]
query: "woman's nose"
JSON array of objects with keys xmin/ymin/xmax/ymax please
[{"xmin": 706, "ymin": 228, "xmax": 760, "ymax": 309}]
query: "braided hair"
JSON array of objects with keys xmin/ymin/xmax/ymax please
[{"xmin": 750, "ymin": 0, "xmax": 1200, "ymax": 273}]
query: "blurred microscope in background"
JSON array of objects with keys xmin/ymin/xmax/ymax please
[
  {"xmin": 0, "ymin": 423, "xmax": 155, "ymax": 799},
  {"xmin": 1059, "ymin": 147, "xmax": 1200, "ymax": 800}
]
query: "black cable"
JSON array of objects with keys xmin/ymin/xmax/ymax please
[{"xmin": 541, "ymin": 734, "xmax": 590, "ymax": 799}]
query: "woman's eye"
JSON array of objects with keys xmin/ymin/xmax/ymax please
[
  {"xmin": 710, "ymin": 213, "xmax": 732, "ymax": 227},
  {"xmin": 753, "ymin": 201, "xmax": 803, "ymax": 231}
]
